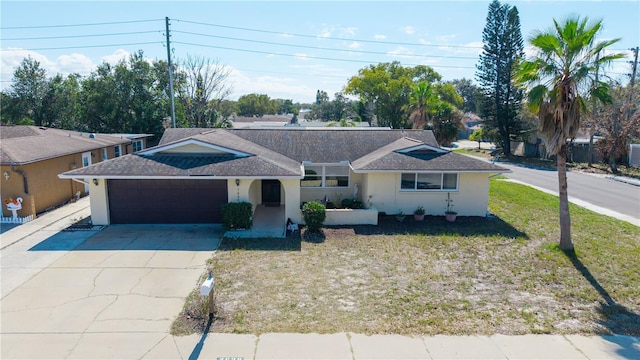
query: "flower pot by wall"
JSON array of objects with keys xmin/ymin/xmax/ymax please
[
  {"xmin": 445, "ymin": 213, "xmax": 457, "ymax": 222},
  {"xmin": 414, "ymin": 214, "xmax": 425, "ymax": 221}
]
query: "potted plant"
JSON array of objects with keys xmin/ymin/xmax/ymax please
[
  {"xmin": 395, "ymin": 210, "xmax": 406, "ymax": 222},
  {"xmin": 413, "ymin": 206, "xmax": 425, "ymax": 221},
  {"xmin": 445, "ymin": 193, "xmax": 457, "ymax": 222}
]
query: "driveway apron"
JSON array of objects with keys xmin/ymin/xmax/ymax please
[{"xmin": 1, "ymin": 224, "xmax": 221, "ymax": 359}]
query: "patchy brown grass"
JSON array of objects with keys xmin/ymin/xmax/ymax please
[{"xmin": 172, "ymin": 180, "xmax": 640, "ymax": 336}]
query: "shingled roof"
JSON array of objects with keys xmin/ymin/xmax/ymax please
[
  {"xmin": 61, "ymin": 128, "xmax": 508, "ymax": 178},
  {"xmin": 1, "ymin": 126, "xmax": 131, "ymax": 165}
]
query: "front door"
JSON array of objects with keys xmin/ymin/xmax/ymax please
[
  {"xmin": 262, "ymin": 180, "xmax": 281, "ymax": 207},
  {"xmin": 82, "ymin": 152, "xmax": 92, "ymax": 193}
]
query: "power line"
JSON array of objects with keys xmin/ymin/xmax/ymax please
[
  {"xmin": 172, "ymin": 30, "xmax": 480, "ymax": 60},
  {"xmin": 0, "ymin": 19, "xmax": 163, "ymax": 30},
  {"xmin": 0, "ymin": 42, "xmax": 163, "ymax": 52},
  {"xmin": 173, "ymin": 41, "xmax": 477, "ymax": 69},
  {"xmin": 3, "ymin": 31, "xmax": 161, "ymax": 41},
  {"xmin": 175, "ymin": 19, "xmax": 484, "ymax": 50}
]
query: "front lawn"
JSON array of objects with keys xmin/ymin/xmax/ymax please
[{"xmin": 172, "ymin": 179, "xmax": 640, "ymax": 336}]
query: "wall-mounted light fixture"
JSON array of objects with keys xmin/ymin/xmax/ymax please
[
  {"xmin": 235, "ymin": 179, "xmax": 240, "ymax": 186},
  {"xmin": 3, "ymin": 171, "xmax": 9, "ymax": 180},
  {"xmin": 91, "ymin": 152, "xmax": 96, "ymax": 158},
  {"xmin": 92, "ymin": 179, "xmax": 99, "ymax": 186}
]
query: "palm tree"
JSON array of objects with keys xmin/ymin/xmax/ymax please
[
  {"xmin": 515, "ymin": 16, "xmax": 624, "ymax": 251},
  {"xmin": 407, "ymin": 82, "xmax": 438, "ymax": 129},
  {"xmin": 326, "ymin": 118, "xmax": 356, "ymax": 127}
]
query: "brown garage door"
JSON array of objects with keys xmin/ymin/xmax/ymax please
[{"xmin": 108, "ymin": 179, "xmax": 228, "ymax": 224}]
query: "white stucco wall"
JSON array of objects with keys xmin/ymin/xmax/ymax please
[
  {"xmin": 280, "ymin": 179, "xmax": 302, "ymax": 223},
  {"xmin": 364, "ymin": 172, "xmax": 491, "ymax": 216},
  {"xmin": 324, "ymin": 207, "xmax": 378, "ymax": 225},
  {"xmin": 89, "ymin": 179, "xmax": 110, "ymax": 225}
]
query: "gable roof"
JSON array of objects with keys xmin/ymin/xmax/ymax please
[
  {"xmin": 60, "ymin": 129, "xmax": 302, "ymax": 179},
  {"xmin": 61, "ymin": 128, "xmax": 508, "ymax": 179},
  {"xmin": 1, "ymin": 126, "xmax": 131, "ymax": 165}
]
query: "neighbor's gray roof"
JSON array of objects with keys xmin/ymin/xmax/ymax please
[
  {"xmin": 62, "ymin": 128, "xmax": 508, "ymax": 178},
  {"xmin": 1, "ymin": 126, "xmax": 131, "ymax": 165}
]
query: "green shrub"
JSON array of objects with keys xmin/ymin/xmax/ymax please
[
  {"xmin": 340, "ymin": 198, "xmax": 364, "ymax": 209},
  {"xmin": 221, "ymin": 202, "xmax": 253, "ymax": 230},
  {"xmin": 302, "ymin": 201, "xmax": 326, "ymax": 232}
]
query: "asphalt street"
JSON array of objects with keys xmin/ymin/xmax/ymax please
[{"xmin": 499, "ymin": 163, "xmax": 640, "ymax": 226}]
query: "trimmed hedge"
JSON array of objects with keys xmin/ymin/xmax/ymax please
[
  {"xmin": 302, "ymin": 201, "xmax": 326, "ymax": 232},
  {"xmin": 221, "ymin": 202, "xmax": 253, "ymax": 230}
]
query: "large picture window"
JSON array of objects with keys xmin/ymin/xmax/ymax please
[
  {"xmin": 400, "ymin": 173, "xmax": 458, "ymax": 191},
  {"xmin": 301, "ymin": 164, "xmax": 349, "ymax": 188}
]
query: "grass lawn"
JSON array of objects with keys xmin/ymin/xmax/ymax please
[{"xmin": 172, "ymin": 179, "xmax": 640, "ymax": 336}]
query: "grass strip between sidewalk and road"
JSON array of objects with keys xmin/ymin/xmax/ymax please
[{"xmin": 172, "ymin": 178, "xmax": 640, "ymax": 336}]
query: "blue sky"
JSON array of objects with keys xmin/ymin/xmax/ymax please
[{"xmin": 1, "ymin": 1, "xmax": 638, "ymax": 103}]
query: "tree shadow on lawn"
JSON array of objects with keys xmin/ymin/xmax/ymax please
[
  {"xmin": 350, "ymin": 215, "xmax": 528, "ymax": 239},
  {"xmin": 563, "ymin": 250, "xmax": 640, "ymax": 356}
]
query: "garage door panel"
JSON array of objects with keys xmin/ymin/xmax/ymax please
[{"xmin": 108, "ymin": 179, "xmax": 227, "ymax": 224}]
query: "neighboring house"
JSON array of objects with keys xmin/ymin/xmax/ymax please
[
  {"xmin": 60, "ymin": 128, "xmax": 509, "ymax": 234},
  {"xmin": 1, "ymin": 126, "xmax": 133, "ymax": 219},
  {"xmin": 104, "ymin": 133, "xmax": 154, "ymax": 154}
]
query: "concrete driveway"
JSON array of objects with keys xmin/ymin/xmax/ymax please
[{"xmin": 1, "ymin": 224, "xmax": 221, "ymax": 359}]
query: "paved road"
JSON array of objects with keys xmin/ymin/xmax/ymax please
[{"xmin": 499, "ymin": 163, "xmax": 640, "ymax": 226}]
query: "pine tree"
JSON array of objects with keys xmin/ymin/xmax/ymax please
[{"xmin": 476, "ymin": 0, "xmax": 524, "ymax": 155}]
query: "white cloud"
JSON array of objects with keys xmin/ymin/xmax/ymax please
[
  {"xmin": 101, "ymin": 49, "xmax": 130, "ymax": 65},
  {"xmin": 294, "ymin": 53, "xmax": 309, "ymax": 60},
  {"xmin": 387, "ymin": 46, "xmax": 416, "ymax": 59},
  {"xmin": 374, "ymin": 34, "xmax": 387, "ymax": 40},
  {"xmin": 317, "ymin": 25, "xmax": 358, "ymax": 39},
  {"xmin": 56, "ymin": 53, "xmax": 94, "ymax": 75},
  {"xmin": 404, "ymin": 26, "xmax": 416, "ymax": 35},
  {"xmin": 347, "ymin": 42, "xmax": 362, "ymax": 49},
  {"xmin": 227, "ymin": 66, "xmax": 319, "ymax": 102}
]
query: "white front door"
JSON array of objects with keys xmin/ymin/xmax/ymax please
[{"xmin": 82, "ymin": 152, "xmax": 92, "ymax": 193}]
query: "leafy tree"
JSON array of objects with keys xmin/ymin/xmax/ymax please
[
  {"xmin": 236, "ymin": 93, "xmax": 275, "ymax": 117},
  {"xmin": 8, "ymin": 56, "xmax": 48, "ymax": 126},
  {"xmin": 175, "ymin": 55, "xmax": 232, "ymax": 128},
  {"xmin": 80, "ymin": 51, "xmax": 168, "ymax": 138},
  {"xmin": 428, "ymin": 102, "xmax": 463, "ymax": 146},
  {"xmin": 315, "ymin": 90, "xmax": 329, "ymax": 104},
  {"xmin": 516, "ymin": 16, "xmax": 624, "ymax": 251},
  {"xmin": 469, "ymin": 129, "xmax": 484, "ymax": 149},
  {"xmin": 345, "ymin": 61, "xmax": 440, "ymax": 128},
  {"xmin": 595, "ymin": 83, "xmax": 640, "ymax": 172},
  {"xmin": 476, "ymin": 0, "xmax": 524, "ymax": 155},
  {"xmin": 41, "ymin": 73, "xmax": 82, "ymax": 129},
  {"xmin": 307, "ymin": 92, "xmax": 356, "ymax": 121},
  {"xmin": 449, "ymin": 78, "xmax": 483, "ymax": 114}
]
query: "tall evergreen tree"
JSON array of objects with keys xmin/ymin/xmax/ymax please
[{"xmin": 476, "ymin": 0, "xmax": 524, "ymax": 155}]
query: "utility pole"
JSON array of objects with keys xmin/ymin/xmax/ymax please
[
  {"xmin": 166, "ymin": 17, "xmax": 177, "ymax": 128},
  {"xmin": 629, "ymin": 46, "xmax": 638, "ymax": 87},
  {"xmin": 587, "ymin": 51, "xmax": 600, "ymax": 166}
]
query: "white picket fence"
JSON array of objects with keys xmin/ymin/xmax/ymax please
[{"xmin": 0, "ymin": 215, "xmax": 34, "ymax": 224}]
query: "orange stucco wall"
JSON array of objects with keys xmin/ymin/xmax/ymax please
[{"xmin": 1, "ymin": 146, "xmax": 122, "ymax": 217}]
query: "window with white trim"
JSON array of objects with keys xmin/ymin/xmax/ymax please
[
  {"xmin": 114, "ymin": 145, "xmax": 121, "ymax": 158},
  {"xmin": 132, "ymin": 140, "xmax": 143, "ymax": 152},
  {"xmin": 102, "ymin": 148, "xmax": 108, "ymax": 161},
  {"xmin": 301, "ymin": 165, "xmax": 349, "ymax": 188},
  {"xmin": 400, "ymin": 173, "xmax": 458, "ymax": 191}
]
